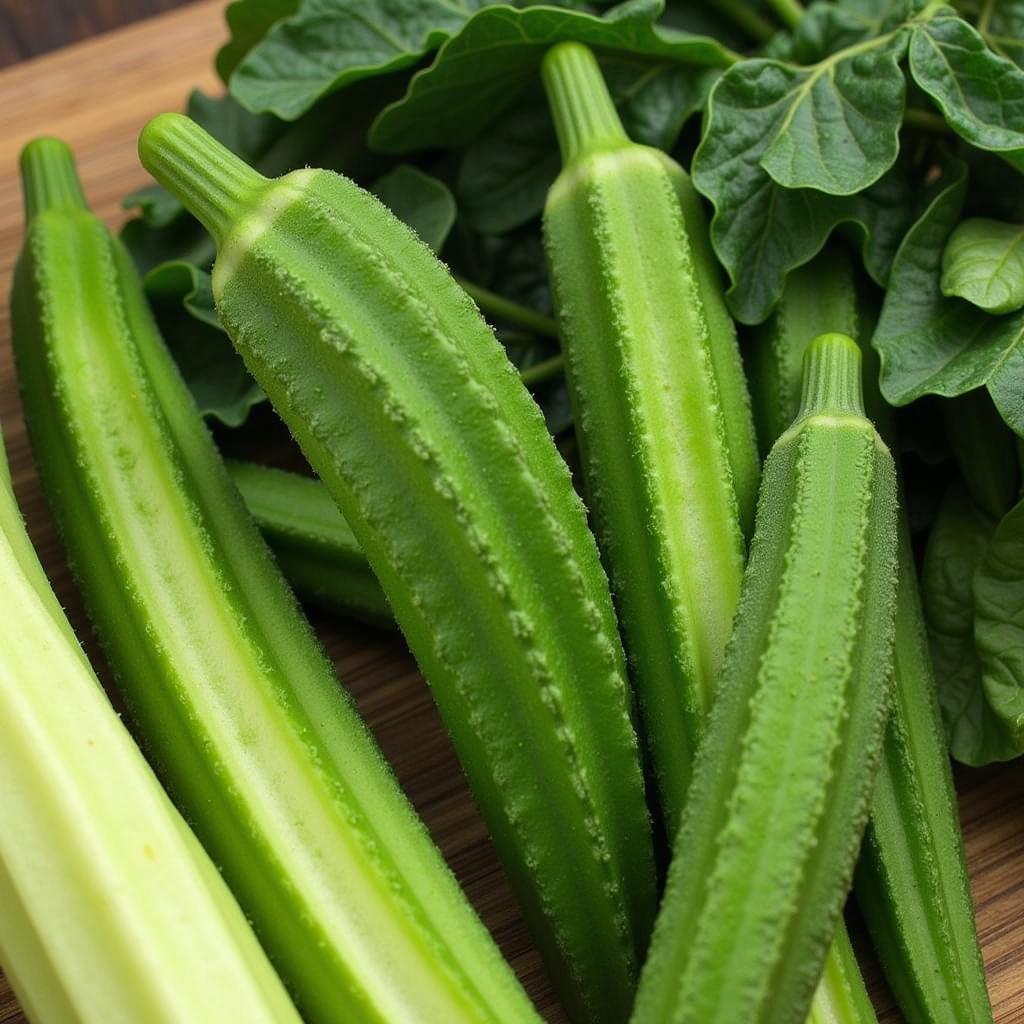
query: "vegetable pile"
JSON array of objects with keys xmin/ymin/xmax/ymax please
[{"xmin": 2, "ymin": 0, "xmax": 1023, "ymax": 1022}]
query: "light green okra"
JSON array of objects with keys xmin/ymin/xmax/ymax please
[
  {"xmin": 541, "ymin": 41, "xmax": 757, "ymax": 836},
  {"xmin": 12, "ymin": 137, "xmax": 541, "ymax": 1024},
  {"xmin": 0, "ymin": 431, "xmax": 301, "ymax": 1024},
  {"xmin": 748, "ymin": 246, "xmax": 992, "ymax": 1023},
  {"xmin": 633, "ymin": 334, "xmax": 899, "ymax": 1024},
  {"xmin": 139, "ymin": 113, "xmax": 656, "ymax": 1024}
]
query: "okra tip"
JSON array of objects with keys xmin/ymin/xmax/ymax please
[
  {"xmin": 798, "ymin": 333, "xmax": 865, "ymax": 420},
  {"xmin": 20, "ymin": 137, "xmax": 89, "ymax": 221},
  {"xmin": 138, "ymin": 113, "xmax": 265, "ymax": 243},
  {"xmin": 541, "ymin": 41, "xmax": 627, "ymax": 165}
]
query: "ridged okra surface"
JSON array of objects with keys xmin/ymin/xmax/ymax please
[
  {"xmin": 541, "ymin": 41, "xmax": 756, "ymax": 834},
  {"xmin": 12, "ymin": 137, "xmax": 539, "ymax": 1024},
  {"xmin": 139, "ymin": 113, "xmax": 657, "ymax": 1024},
  {"xmin": 748, "ymin": 247, "xmax": 992, "ymax": 1022},
  {"xmin": 633, "ymin": 334, "xmax": 898, "ymax": 1024},
  {"xmin": 0, "ymin": 431, "xmax": 300, "ymax": 1024}
]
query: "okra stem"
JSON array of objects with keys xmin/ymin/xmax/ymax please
[
  {"xmin": 712, "ymin": 0, "xmax": 775, "ymax": 43},
  {"xmin": 769, "ymin": 0, "xmax": 805, "ymax": 29},
  {"xmin": 20, "ymin": 138, "xmax": 88, "ymax": 219},
  {"xmin": 455, "ymin": 277, "xmax": 560, "ymax": 340},
  {"xmin": 139, "ymin": 113, "xmax": 263, "ymax": 243}
]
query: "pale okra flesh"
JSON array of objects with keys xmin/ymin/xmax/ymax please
[
  {"xmin": 749, "ymin": 246, "xmax": 992, "ymax": 1022},
  {"xmin": 633, "ymin": 335, "xmax": 898, "ymax": 1024},
  {"xmin": 12, "ymin": 138, "xmax": 539, "ymax": 1024},
  {"xmin": 541, "ymin": 41, "xmax": 753, "ymax": 835},
  {"xmin": 0, "ymin": 432, "xmax": 300, "ymax": 1024},
  {"xmin": 139, "ymin": 113, "xmax": 656, "ymax": 1024}
]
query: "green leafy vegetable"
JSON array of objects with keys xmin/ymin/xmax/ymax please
[
  {"xmin": 909, "ymin": 9, "xmax": 1024, "ymax": 174},
  {"xmin": 371, "ymin": 164, "xmax": 456, "ymax": 251},
  {"xmin": 874, "ymin": 161, "xmax": 1024, "ymax": 438},
  {"xmin": 977, "ymin": 0, "xmax": 1024, "ymax": 69},
  {"xmin": 369, "ymin": 0, "xmax": 735, "ymax": 153},
  {"xmin": 229, "ymin": 0, "xmax": 492, "ymax": 120},
  {"xmin": 922, "ymin": 483, "xmax": 1019, "ymax": 765},
  {"xmin": 942, "ymin": 217, "xmax": 1024, "ymax": 314},
  {"xmin": 457, "ymin": 61, "xmax": 714, "ymax": 235},
  {"xmin": 217, "ymin": 0, "xmax": 300, "ymax": 82}
]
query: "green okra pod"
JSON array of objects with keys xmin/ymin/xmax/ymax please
[
  {"xmin": 139, "ymin": 113, "xmax": 656, "ymax": 1024},
  {"xmin": 541, "ymin": 41, "xmax": 757, "ymax": 835},
  {"xmin": 747, "ymin": 246, "xmax": 992, "ymax": 1022},
  {"xmin": 0, "ymin": 431, "xmax": 301, "ymax": 1024},
  {"xmin": 633, "ymin": 334, "xmax": 898, "ymax": 1024},
  {"xmin": 12, "ymin": 137, "xmax": 540, "ymax": 1024}
]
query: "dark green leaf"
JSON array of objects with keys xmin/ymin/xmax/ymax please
[
  {"xmin": 144, "ymin": 262, "xmax": 265, "ymax": 428},
  {"xmin": 457, "ymin": 59, "xmax": 712, "ymax": 235},
  {"xmin": 693, "ymin": 63, "xmax": 913, "ymax": 324},
  {"xmin": 705, "ymin": 31, "xmax": 909, "ymax": 198},
  {"xmin": 873, "ymin": 161, "xmax": 1024, "ymax": 437},
  {"xmin": 941, "ymin": 217, "xmax": 1024, "ymax": 314},
  {"xmin": 978, "ymin": 0, "xmax": 1024, "ymax": 69},
  {"xmin": 229, "ymin": 0, "xmax": 491, "ymax": 120},
  {"xmin": 974, "ymin": 494, "xmax": 1024, "ymax": 751},
  {"xmin": 372, "ymin": 165, "xmax": 457, "ymax": 251},
  {"xmin": 909, "ymin": 10, "xmax": 1024, "ymax": 174},
  {"xmin": 369, "ymin": 0, "xmax": 735, "ymax": 154},
  {"xmin": 216, "ymin": 0, "xmax": 300, "ymax": 82},
  {"xmin": 922, "ymin": 483, "xmax": 1017, "ymax": 764}
]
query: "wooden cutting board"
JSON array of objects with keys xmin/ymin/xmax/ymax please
[{"xmin": 1, "ymin": 4, "xmax": 1023, "ymax": 1022}]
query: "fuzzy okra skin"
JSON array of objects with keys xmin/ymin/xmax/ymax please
[
  {"xmin": 139, "ymin": 114, "xmax": 656, "ymax": 1024},
  {"xmin": 633, "ymin": 335, "xmax": 899, "ymax": 1024},
  {"xmin": 541, "ymin": 41, "xmax": 756, "ymax": 835},
  {"xmin": 0, "ymin": 436, "xmax": 300, "ymax": 1024},
  {"xmin": 748, "ymin": 248, "xmax": 992, "ymax": 1022},
  {"xmin": 12, "ymin": 138, "xmax": 540, "ymax": 1024},
  {"xmin": 226, "ymin": 459, "xmax": 393, "ymax": 627}
]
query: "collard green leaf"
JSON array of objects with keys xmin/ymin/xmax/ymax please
[
  {"xmin": 457, "ymin": 60, "xmax": 713, "ymax": 235},
  {"xmin": 922, "ymin": 483, "xmax": 1018, "ymax": 765},
  {"xmin": 978, "ymin": 0, "xmax": 1024, "ymax": 69},
  {"xmin": 144, "ymin": 262, "xmax": 265, "ymax": 428},
  {"xmin": 457, "ymin": 101, "xmax": 562, "ymax": 235},
  {"xmin": 974, "ymin": 495, "xmax": 1024, "ymax": 750},
  {"xmin": 909, "ymin": 9, "xmax": 1024, "ymax": 174},
  {"xmin": 874, "ymin": 161, "xmax": 1024, "ymax": 437},
  {"xmin": 229, "ymin": 0, "xmax": 492, "ymax": 120},
  {"xmin": 755, "ymin": 33, "xmax": 909, "ymax": 194},
  {"xmin": 369, "ymin": 0, "xmax": 735, "ymax": 154},
  {"xmin": 693, "ymin": 61, "xmax": 913, "ymax": 324},
  {"xmin": 217, "ymin": 0, "xmax": 299, "ymax": 82},
  {"xmin": 941, "ymin": 217, "xmax": 1024, "ymax": 314},
  {"xmin": 371, "ymin": 165, "xmax": 457, "ymax": 251}
]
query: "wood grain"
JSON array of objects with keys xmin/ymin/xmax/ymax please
[
  {"xmin": 0, "ymin": 3, "xmax": 1022, "ymax": 1023},
  {"xmin": 0, "ymin": 0, "xmax": 195, "ymax": 68}
]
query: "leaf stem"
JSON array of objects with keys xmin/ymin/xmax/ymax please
[
  {"xmin": 520, "ymin": 354, "xmax": 565, "ymax": 388},
  {"xmin": 456, "ymin": 277, "xmax": 560, "ymax": 341},
  {"xmin": 713, "ymin": 0, "xmax": 775, "ymax": 44},
  {"xmin": 767, "ymin": 0, "xmax": 805, "ymax": 30},
  {"xmin": 903, "ymin": 108, "xmax": 950, "ymax": 134}
]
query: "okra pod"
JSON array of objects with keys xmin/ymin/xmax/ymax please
[
  {"xmin": 747, "ymin": 247, "xmax": 992, "ymax": 1022},
  {"xmin": 0, "ymin": 432, "xmax": 301, "ymax": 1024},
  {"xmin": 633, "ymin": 334, "xmax": 898, "ymax": 1024},
  {"xmin": 139, "ymin": 113, "xmax": 657, "ymax": 1024},
  {"xmin": 541, "ymin": 41, "xmax": 756, "ymax": 833},
  {"xmin": 12, "ymin": 137, "xmax": 540, "ymax": 1024}
]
